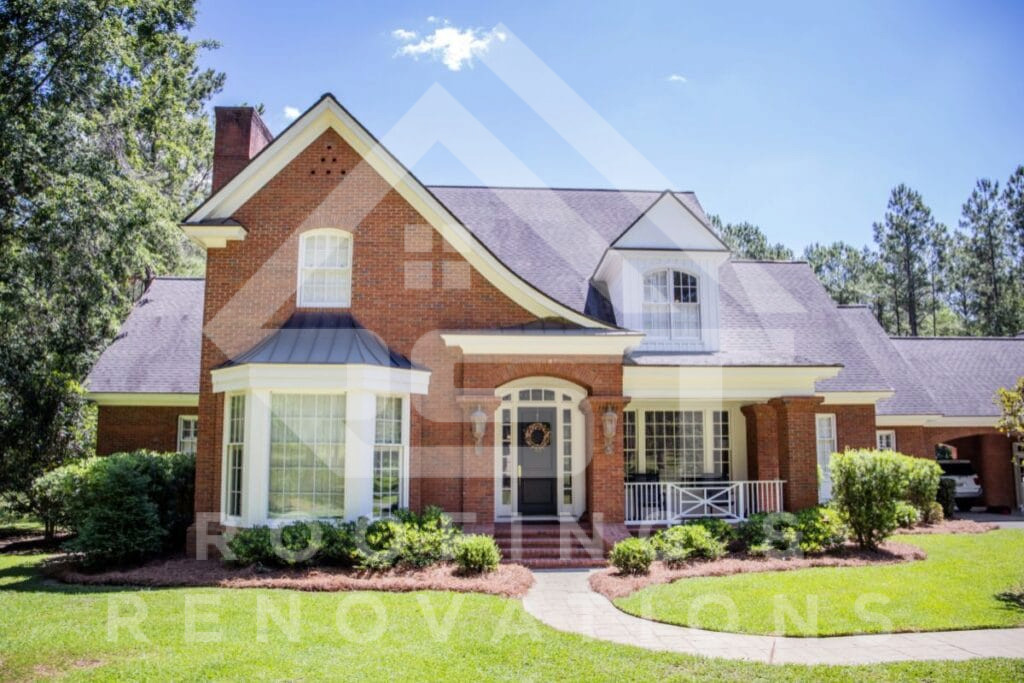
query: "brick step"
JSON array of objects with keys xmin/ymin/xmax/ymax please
[
  {"xmin": 499, "ymin": 546, "xmax": 603, "ymax": 560},
  {"xmin": 492, "ymin": 525, "xmax": 593, "ymax": 539},
  {"xmin": 506, "ymin": 557, "xmax": 607, "ymax": 569},
  {"xmin": 495, "ymin": 536, "xmax": 600, "ymax": 548}
]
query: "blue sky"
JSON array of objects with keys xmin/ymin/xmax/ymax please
[{"xmin": 193, "ymin": 1, "xmax": 1024, "ymax": 252}]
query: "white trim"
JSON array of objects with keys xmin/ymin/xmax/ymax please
[
  {"xmin": 623, "ymin": 365, "xmax": 842, "ymax": 400},
  {"xmin": 876, "ymin": 414, "xmax": 943, "ymax": 427},
  {"xmin": 817, "ymin": 391, "xmax": 894, "ymax": 405},
  {"xmin": 176, "ymin": 415, "xmax": 198, "ymax": 454},
  {"xmin": 184, "ymin": 95, "xmax": 610, "ymax": 329},
  {"xmin": 89, "ymin": 392, "xmax": 199, "ymax": 407},
  {"xmin": 210, "ymin": 363, "xmax": 431, "ymax": 395},
  {"xmin": 441, "ymin": 332, "xmax": 644, "ymax": 356},
  {"xmin": 296, "ymin": 228, "xmax": 353, "ymax": 308},
  {"xmin": 875, "ymin": 414, "xmax": 997, "ymax": 428},
  {"xmin": 875, "ymin": 429, "xmax": 896, "ymax": 451},
  {"xmin": 181, "ymin": 223, "xmax": 246, "ymax": 249},
  {"xmin": 815, "ymin": 413, "xmax": 837, "ymax": 504}
]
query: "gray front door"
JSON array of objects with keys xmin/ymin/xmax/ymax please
[{"xmin": 517, "ymin": 406, "xmax": 557, "ymax": 516}]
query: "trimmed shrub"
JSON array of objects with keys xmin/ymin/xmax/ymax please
[
  {"xmin": 738, "ymin": 511, "xmax": 799, "ymax": 551},
  {"xmin": 795, "ymin": 506, "xmax": 848, "ymax": 554},
  {"xmin": 923, "ymin": 501, "xmax": 945, "ymax": 525},
  {"xmin": 63, "ymin": 456, "xmax": 166, "ymax": 568},
  {"xmin": 683, "ymin": 517, "xmax": 736, "ymax": 543},
  {"xmin": 653, "ymin": 524, "xmax": 726, "ymax": 560},
  {"xmin": 26, "ymin": 462, "xmax": 84, "ymax": 538},
  {"xmin": 609, "ymin": 537, "xmax": 655, "ymax": 574},
  {"xmin": 937, "ymin": 478, "xmax": 957, "ymax": 519},
  {"xmin": 902, "ymin": 457, "xmax": 942, "ymax": 513},
  {"xmin": 894, "ymin": 501, "xmax": 921, "ymax": 529},
  {"xmin": 318, "ymin": 521, "xmax": 359, "ymax": 566},
  {"xmin": 830, "ymin": 449, "xmax": 906, "ymax": 550},
  {"xmin": 226, "ymin": 526, "xmax": 276, "ymax": 566},
  {"xmin": 660, "ymin": 545, "xmax": 692, "ymax": 568},
  {"xmin": 454, "ymin": 534, "xmax": 501, "ymax": 573}
]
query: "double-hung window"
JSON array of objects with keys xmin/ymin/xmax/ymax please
[
  {"xmin": 298, "ymin": 230, "xmax": 352, "ymax": 307},
  {"xmin": 628, "ymin": 409, "xmax": 731, "ymax": 481},
  {"xmin": 373, "ymin": 397, "xmax": 404, "ymax": 518},
  {"xmin": 177, "ymin": 416, "xmax": 198, "ymax": 455},
  {"xmin": 269, "ymin": 394, "xmax": 346, "ymax": 518},
  {"xmin": 642, "ymin": 269, "xmax": 700, "ymax": 339},
  {"xmin": 876, "ymin": 430, "xmax": 896, "ymax": 451},
  {"xmin": 225, "ymin": 396, "xmax": 245, "ymax": 518}
]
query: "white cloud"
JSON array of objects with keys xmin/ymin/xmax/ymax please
[
  {"xmin": 391, "ymin": 28, "xmax": 417, "ymax": 41},
  {"xmin": 393, "ymin": 24, "xmax": 506, "ymax": 71},
  {"xmin": 667, "ymin": 74, "xmax": 687, "ymax": 83},
  {"xmin": 283, "ymin": 106, "xmax": 301, "ymax": 120}
]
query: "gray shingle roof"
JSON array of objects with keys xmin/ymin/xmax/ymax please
[
  {"xmin": 890, "ymin": 337, "xmax": 1024, "ymax": 417},
  {"xmin": 86, "ymin": 278, "xmax": 203, "ymax": 394},
  {"xmin": 226, "ymin": 312, "xmax": 416, "ymax": 368}
]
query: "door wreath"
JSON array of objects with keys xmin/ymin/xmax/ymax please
[{"xmin": 523, "ymin": 421, "xmax": 551, "ymax": 450}]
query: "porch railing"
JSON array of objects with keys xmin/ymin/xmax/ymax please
[{"xmin": 624, "ymin": 480, "xmax": 785, "ymax": 524}]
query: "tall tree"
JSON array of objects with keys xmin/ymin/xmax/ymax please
[
  {"xmin": 1004, "ymin": 165, "xmax": 1024, "ymax": 273},
  {"xmin": 924, "ymin": 222, "xmax": 951, "ymax": 336},
  {"xmin": 709, "ymin": 215, "xmax": 794, "ymax": 260},
  {"xmin": 0, "ymin": 0, "xmax": 223, "ymax": 493},
  {"xmin": 959, "ymin": 178, "xmax": 1020, "ymax": 335},
  {"xmin": 872, "ymin": 185, "xmax": 934, "ymax": 336},
  {"xmin": 802, "ymin": 241, "xmax": 872, "ymax": 306}
]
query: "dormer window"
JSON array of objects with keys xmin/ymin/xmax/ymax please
[
  {"xmin": 298, "ymin": 229, "xmax": 352, "ymax": 307},
  {"xmin": 643, "ymin": 269, "xmax": 700, "ymax": 339}
]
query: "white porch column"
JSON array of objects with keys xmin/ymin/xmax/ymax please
[
  {"xmin": 245, "ymin": 389, "xmax": 271, "ymax": 526},
  {"xmin": 345, "ymin": 390, "xmax": 376, "ymax": 519}
]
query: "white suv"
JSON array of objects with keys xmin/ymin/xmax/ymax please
[{"xmin": 939, "ymin": 460, "xmax": 983, "ymax": 512}]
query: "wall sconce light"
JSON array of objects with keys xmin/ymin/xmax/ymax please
[
  {"xmin": 602, "ymin": 406, "xmax": 618, "ymax": 454},
  {"xmin": 470, "ymin": 406, "xmax": 487, "ymax": 454}
]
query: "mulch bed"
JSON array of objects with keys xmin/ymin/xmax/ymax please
[
  {"xmin": 590, "ymin": 541, "xmax": 926, "ymax": 601},
  {"xmin": 53, "ymin": 558, "xmax": 534, "ymax": 598},
  {"xmin": 894, "ymin": 519, "xmax": 996, "ymax": 535}
]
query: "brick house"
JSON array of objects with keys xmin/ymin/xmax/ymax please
[{"xmin": 86, "ymin": 94, "xmax": 1024, "ymax": 557}]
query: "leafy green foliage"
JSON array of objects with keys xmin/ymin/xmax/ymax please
[
  {"xmin": 936, "ymin": 478, "xmax": 957, "ymax": 519},
  {"xmin": 453, "ymin": 534, "xmax": 501, "ymax": 574},
  {"xmin": 682, "ymin": 517, "xmax": 736, "ymax": 543},
  {"xmin": 225, "ymin": 526, "xmax": 276, "ymax": 566},
  {"xmin": 996, "ymin": 376, "xmax": 1024, "ymax": 443},
  {"xmin": 708, "ymin": 215, "xmax": 793, "ymax": 260},
  {"xmin": 609, "ymin": 537, "xmax": 655, "ymax": 574},
  {"xmin": 923, "ymin": 501, "xmax": 945, "ymax": 525},
  {"xmin": 0, "ymin": 0, "xmax": 223, "ymax": 495},
  {"xmin": 795, "ymin": 506, "xmax": 848, "ymax": 554},
  {"xmin": 901, "ymin": 456, "xmax": 942, "ymax": 513},
  {"xmin": 652, "ymin": 524, "xmax": 726, "ymax": 561},
  {"xmin": 737, "ymin": 511, "xmax": 799, "ymax": 550},
  {"xmin": 830, "ymin": 449, "xmax": 906, "ymax": 550},
  {"xmin": 894, "ymin": 501, "xmax": 921, "ymax": 529}
]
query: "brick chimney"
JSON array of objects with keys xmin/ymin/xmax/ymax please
[{"xmin": 212, "ymin": 106, "xmax": 273, "ymax": 192}]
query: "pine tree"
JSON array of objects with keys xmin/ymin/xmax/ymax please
[
  {"xmin": 872, "ymin": 185, "xmax": 933, "ymax": 336},
  {"xmin": 959, "ymin": 178, "xmax": 1020, "ymax": 335}
]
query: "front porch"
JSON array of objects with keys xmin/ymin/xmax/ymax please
[{"xmin": 624, "ymin": 479, "xmax": 785, "ymax": 524}]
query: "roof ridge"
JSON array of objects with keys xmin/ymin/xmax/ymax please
[
  {"xmin": 153, "ymin": 276, "xmax": 204, "ymax": 281},
  {"xmin": 891, "ymin": 335, "xmax": 1024, "ymax": 341},
  {"xmin": 426, "ymin": 184, "xmax": 696, "ymax": 195},
  {"xmin": 729, "ymin": 259, "xmax": 810, "ymax": 265}
]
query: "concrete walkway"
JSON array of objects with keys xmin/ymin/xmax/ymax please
[{"xmin": 523, "ymin": 570, "xmax": 1024, "ymax": 665}]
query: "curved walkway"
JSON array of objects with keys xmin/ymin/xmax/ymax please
[{"xmin": 523, "ymin": 569, "xmax": 1024, "ymax": 665}]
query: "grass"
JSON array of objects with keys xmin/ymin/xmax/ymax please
[
  {"xmin": 0, "ymin": 555, "xmax": 1021, "ymax": 681},
  {"xmin": 616, "ymin": 530, "xmax": 1024, "ymax": 637}
]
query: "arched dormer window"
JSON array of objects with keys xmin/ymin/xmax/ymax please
[
  {"xmin": 642, "ymin": 269, "xmax": 700, "ymax": 339},
  {"xmin": 298, "ymin": 229, "xmax": 352, "ymax": 307}
]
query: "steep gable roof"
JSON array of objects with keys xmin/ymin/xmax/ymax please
[{"xmin": 183, "ymin": 95, "xmax": 612, "ymax": 329}]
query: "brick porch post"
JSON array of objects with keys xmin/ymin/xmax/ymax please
[{"xmin": 580, "ymin": 395, "xmax": 631, "ymax": 549}]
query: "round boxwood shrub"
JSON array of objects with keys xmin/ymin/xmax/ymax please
[
  {"xmin": 609, "ymin": 537, "xmax": 655, "ymax": 574},
  {"xmin": 454, "ymin": 534, "xmax": 501, "ymax": 573},
  {"xmin": 226, "ymin": 526, "xmax": 276, "ymax": 566},
  {"xmin": 652, "ymin": 524, "xmax": 726, "ymax": 561},
  {"xmin": 795, "ymin": 505, "xmax": 848, "ymax": 554},
  {"xmin": 902, "ymin": 457, "xmax": 942, "ymax": 513},
  {"xmin": 936, "ymin": 478, "xmax": 957, "ymax": 519},
  {"xmin": 683, "ymin": 517, "xmax": 736, "ymax": 543},
  {"xmin": 738, "ymin": 511, "xmax": 799, "ymax": 552},
  {"xmin": 923, "ymin": 500, "xmax": 945, "ymax": 525}
]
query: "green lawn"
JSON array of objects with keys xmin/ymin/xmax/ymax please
[
  {"xmin": 0, "ymin": 555, "xmax": 1021, "ymax": 681},
  {"xmin": 616, "ymin": 530, "xmax": 1024, "ymax": 637}
]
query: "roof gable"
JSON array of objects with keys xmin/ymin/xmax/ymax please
[
  {"xmin": 184, "ymin": 94, "xmax": 611, "ymax": 329},
  {"xmin": 611, "ymin": 191, "xmax": 729, "ymax": 251}
]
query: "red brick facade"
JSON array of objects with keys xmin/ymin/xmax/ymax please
[{"xmin": 96, "ymin": 405, "xmax": 193, "ymax": 455}]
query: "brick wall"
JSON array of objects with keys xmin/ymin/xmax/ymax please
[
  {"xmin": 96, "ymin": 405, "xmax": 190, "ymax": 455},
  {"xmin": 193, "ymin": 127, "xmax": 628, "ymax": 548}
]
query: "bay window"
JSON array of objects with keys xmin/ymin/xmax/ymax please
[
  {"xmin": 225, "ymin": 395, "xmax": 245, "ymax": 518},
  {"xmin": 373, "ymin": 396, "xmax": 404, "ymax": 518},
  {"xmin": 269, "ymin": 394, "xmax": 346, "ymax": 518}
]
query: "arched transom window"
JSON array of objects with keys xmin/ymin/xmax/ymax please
[
  {"xmin": 642, "ymin": 269, "xmax": 700, "ymax": 339},
  {"xmin": 298, "ymin": 229, "xmax": 352, "ymax": 307}
]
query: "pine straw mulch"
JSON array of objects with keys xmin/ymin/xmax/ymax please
[
  {"xmin": 590, "ymin": 541, "xmax": 926, "ymax": 601},
  {"xmin": 52, "ymin": 558, "xmax": 534, "ymax": 598},
  {"xmin": 893, "ymin": 519, "xmax": 997, "ymax": 535}
]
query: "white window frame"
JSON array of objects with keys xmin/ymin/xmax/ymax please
[
  {"xmin": 815, "ymin": 413, "xmax": 837, "ymax": 503},
  {"xmin": 875, "ymin": 429, "xmax": 896, "ymax": 451},
  {"xmin": 642, "ymin": 268, "xmax": 701, "ymax": 341},
  {"xmin": 297, "ymin": 228, "xmax": 353, "ymax": 308},
  {"xmin": 372, "ymin": 395, "xmax": 406, "ymax": 518},
  {"xmin": 221, "ymin": 394, "xmax": 246, "ymax": 523},
  {"xmin": 177, "ymin": 415, "xmax": 198, "ymax": 454},
  {"xmin": 625, "ymin": 406, "xmax": 742, "ymax": 481}
]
